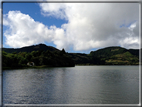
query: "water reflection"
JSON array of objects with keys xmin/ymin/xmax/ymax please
[
  {"xmin": 3, "ymin": 66, "xmax": 139, "ymax": 104},
  {"xmin": 96, "ymin": 66, "xmax": 139, "ymax": 104}
]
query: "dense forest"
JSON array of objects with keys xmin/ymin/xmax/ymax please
[
  {"xmin": 68, "ymin": 46, "xmax": 139, "ymax": 65},
  {"xmin": 2, "ymin": 44, "xmax": 140, "ymax": 69},
  {"xmin": 2, "ymin": 47, "xmax": 75, "ymax": 69}
]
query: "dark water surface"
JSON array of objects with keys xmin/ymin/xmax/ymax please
[{"xmin": 3, "ymin": 66, "xmax": 139, "ymax": 104}]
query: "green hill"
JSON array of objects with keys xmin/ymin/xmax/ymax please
[
  {"xmin": 2, "ymin": 45, "xmax": 75, "ymax": 69},
  {"xmin": 2, "ymin": 44, "xmax": 140, "ymax": 69},
  {"xmin": 68, "ymin": 46, "xmax": 139, "ymax": 65},
  {"xmin": 89, "ymin": 46, "xmax": 139, "ymax": 65},
  {"xmin": 3, "ymin": 43, "xmax": 60, "ymax": 53}
]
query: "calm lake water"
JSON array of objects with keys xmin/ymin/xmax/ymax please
[{"xmin": 3, "ymin": 66, "xmax": 139, "ymax": 104}]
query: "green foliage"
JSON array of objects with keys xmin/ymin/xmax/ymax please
[
  {"xmin": 2, "ymin": 45, "xmax": 139, "ymax": 69},
  {"xmin": 25, "ymin": 53, "xmax": 32, "ymax": 61},
  {"xmin": 68, "ymin": 46, "xmax": 139, "ymax": 65},
  {"xmin": 61, "ymin": 48, "xmax": 66, "ymax": 54},
  {"xmin": 101, "ymin": 50, "xmax": 139, "ymax": 65},
  {"xmin": 2, "ymin": 49, "xmax": 75, "ymax": 69}
]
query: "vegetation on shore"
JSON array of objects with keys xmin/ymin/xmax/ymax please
[
  {"xmin": 2, "ymin": 47, "xmax": 75, "ymax": 69},
  {"xmin": 68, "ymin": 46, "xmax": 139, "ymax": 65},
  {"xmin": 2, "ymin": 44, "xmax": 140, "ymax": 70}
]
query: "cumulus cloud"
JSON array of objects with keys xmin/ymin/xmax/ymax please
[
  {"xmin": 3, "ymin": 11, "xmax": 59, "ymax": 48},
  {"xmin": 3, "ymin": 3, "xmax": 140, "ymax": 52},
  {"xmin": 39, "ymin": 3, "xmax": 139, "ymax": 50}
]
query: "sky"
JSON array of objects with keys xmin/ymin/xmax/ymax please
[{"xmin": 2, "ymin": 0, "xmax": 140, "ymax": 53}]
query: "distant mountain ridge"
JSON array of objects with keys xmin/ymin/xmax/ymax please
[
  {"xmin": 2, "ymin": 44, "xmax": 139, "ymax": 55},
  {"xmin": 2, "ymin": 44, "xmax": 75, "ymax": 69},
  {"xmin": 88, "ymin": 46, "xmax": 140, "ymax": 65},
  {"xmin": 2, "ymin": 43, "xmax": 140, "ymax": 66},
  {"xmin": 3, "ymin": 43, "xmax": 60, "ymax": 53},
  {"xmin": 90, "ymin": 46, "xmax": 139, "ymax": 57}
]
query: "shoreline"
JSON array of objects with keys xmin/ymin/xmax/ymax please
[
  {"xmin": 2, "ymin": 64, "xmax": 140, "ymax": 70},
  {"xmin": 2, "ymin": 65, "xmax": 76, "ymax": 70}
]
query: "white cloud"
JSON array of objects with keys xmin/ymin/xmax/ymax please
[
  {"xmin": 39, "ymin": 3, "xmax": 139, "ymax": 50},
  {"xmin": 3, "ymin": 3, "xmax": 140, "ymax": 52},
  {"xmin": 3, "ymin": 11, "xmax": 56, "ymax": 48},
  {"xmin": 128, "ymin": 22, "xmax": 137, "ymax": 31},
  {"xmin": 40, "ymin": 3, "xmax": 67, "ymax": 19}
]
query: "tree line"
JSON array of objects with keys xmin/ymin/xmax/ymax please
[{"xmin": 2, "ymin": 49, "xmax": 75, "ymax": 69}]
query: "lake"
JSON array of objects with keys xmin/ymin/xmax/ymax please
[{"xmin": 2, "ymin": 66, "xmax": 139, "ymax": 105}]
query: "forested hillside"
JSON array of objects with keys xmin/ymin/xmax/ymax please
[
  {"xmin": 3, "ymin": 43, "xmax": 60, "ymax": 53},
  {"xmin": 66, "ymin": 46, "xmax": 139, "ymax": 65},
  {"xmin": 2, "ymin": 48, "xmax": 75, "ymax": 69},
  {"xmin": 88, "ymin": 46, "xmax": 139, "ymax": 65},
  {"xmin": 2, "ymin": 44, "xmax": 140, "ymax": 69}
]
